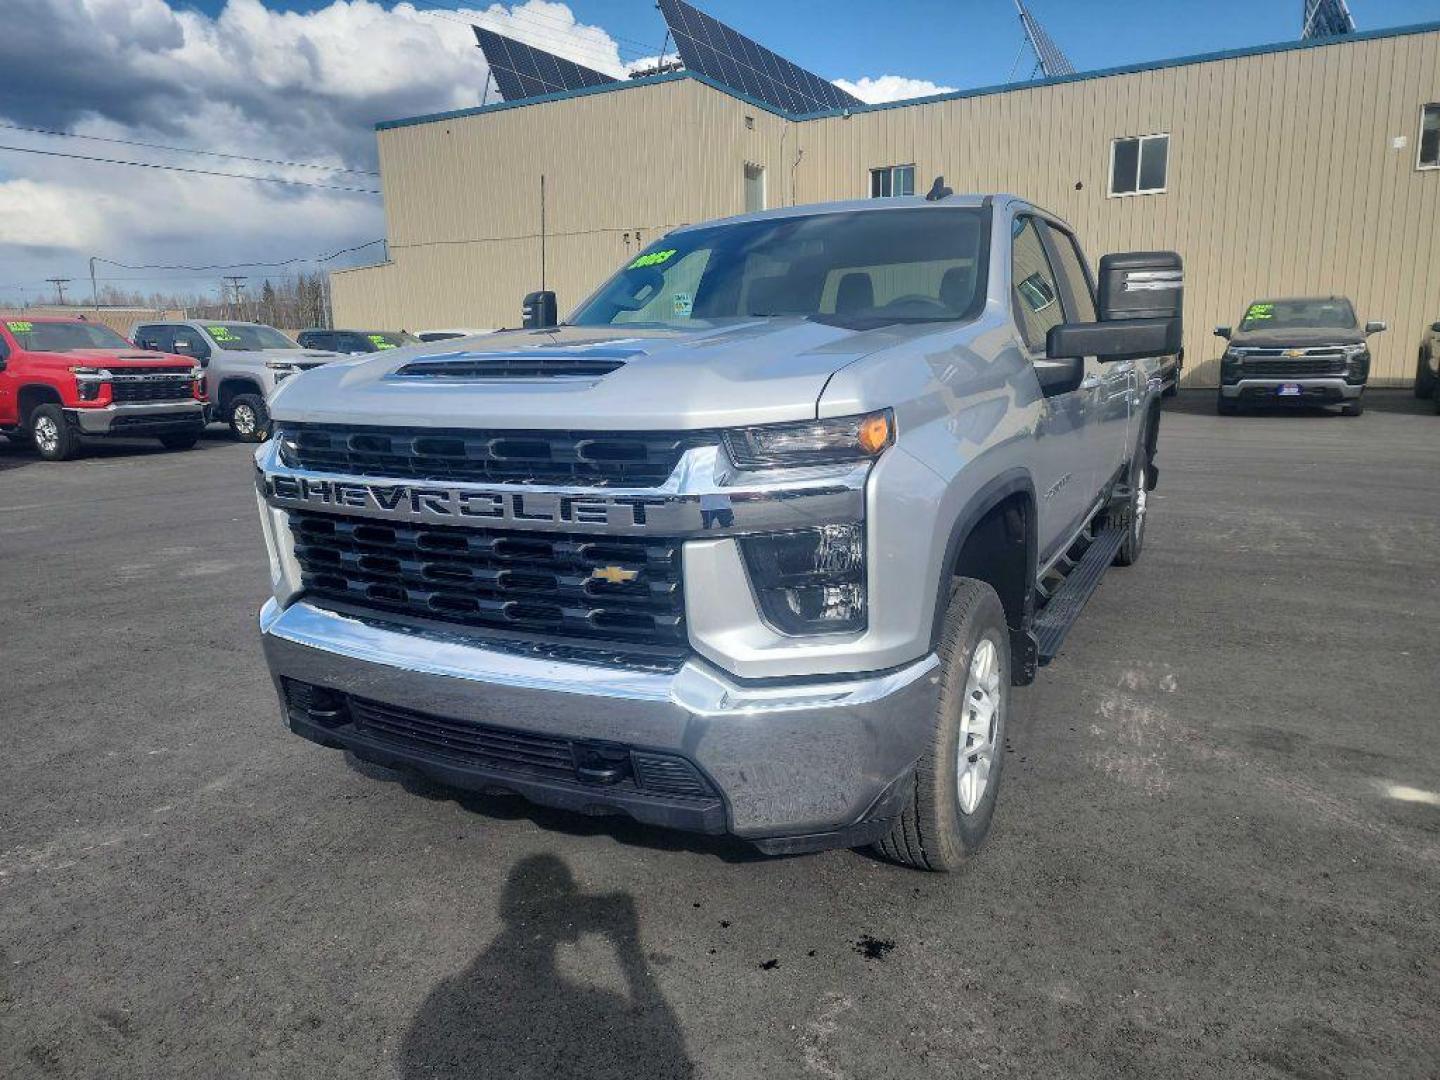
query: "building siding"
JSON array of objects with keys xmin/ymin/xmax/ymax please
[{"xmin": 334, "ymin": 27, "xmax": 1440, "ymax": 387}]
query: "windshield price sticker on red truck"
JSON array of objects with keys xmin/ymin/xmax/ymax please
[
  {"xmin": 5, "ymin": 321, "xmax": 33, "ymax": 333},
  {"xmin": 628, "ymin": 249, "xmax": 677, "ymax": 270},
  {"xmin": 1245, "ymin": 303, "xmax": 1274, "ymax": 321}
]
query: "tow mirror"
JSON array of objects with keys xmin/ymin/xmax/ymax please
[
  {"xmin": 522, "ymin": 290, "xmax": 558, "ymax": 330},
  {"xmin": 1214, "ymin": 325, "xmax": 1232, "ymax": 340},
  {"xmin": 1047, "ymin": 318, "xmax": 1181, "ymax": 363},
  {"xmin": 1364, "ymin": 320, "xmax": 1387, "ymax": 335},
  {"xmin": 1047, "ymin": 250, "xmax": 1183, "ymax": 363}
]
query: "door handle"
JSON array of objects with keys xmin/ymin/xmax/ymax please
[{"xmin": 1080, "ymin": 375, "xmax": 1102, "ymax": 391}]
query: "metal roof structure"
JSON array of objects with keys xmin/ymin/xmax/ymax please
[
  {"xmin": 1015, "ymin": 1, "xmax": 1076, "ymax": 78},
  {"xmin": 1302, "ymin": 0, "xmax": 1357, "ymax": 39},
  {"xmin": 657, "ymin": 0, "xmax": 862, "ymax": 116},
  {"xmin": 472, "ymin": 25, "xmax": 619, "ymax": 103}
]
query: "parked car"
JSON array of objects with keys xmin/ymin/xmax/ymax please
[
  {"xmin": 253, "ymin": 192, "xmax": 1181, "ymax": 870},
  {"xmin": 415, "ymin": 328, "xmax": 496, "ymax": 343},
  {"xmin": 1215, "ymin": 296, "xmax": 1385, "ymax": 416},
  {"xmin": 129, "ymin": 320, "xmax": 343, "ymax": 442},
  {"xmin": 0, "ymin": 316, "xmax": 205, "ymax": 460},
  {"xmin": 296, "ymin": 329, "xmax": 419, "ymax": 353},
  {"xmin": 1415, "ymin": 318, "xmax": 1440, "ymax": 405}
]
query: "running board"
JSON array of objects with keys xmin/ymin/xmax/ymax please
[{"xmin": 1033, "ymin": 523, "xmax": 1126, "ymax": 664}]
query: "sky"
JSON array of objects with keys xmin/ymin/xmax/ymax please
[{"xmin": 1, "ymin": 0, "xmax": 1436, "ymax": 308}]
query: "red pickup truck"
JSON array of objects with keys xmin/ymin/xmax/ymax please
[{"xmin": 0, "ymin": 316, "xmax": 207, "ymax": 460}]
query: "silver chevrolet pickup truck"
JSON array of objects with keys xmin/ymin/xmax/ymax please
[{"xmin": 253, "ymin": 192, "xmax": 1181, "ymax": 871}]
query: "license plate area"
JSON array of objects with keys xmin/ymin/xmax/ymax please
[{"xmin": 1277, "ymin": 383, "xmax": 1302, "ymax": 397}]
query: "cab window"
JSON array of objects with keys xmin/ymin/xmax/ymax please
[{"xmin": 1010, "ymin": 217, "xmax": 1065, "ymax": 351}]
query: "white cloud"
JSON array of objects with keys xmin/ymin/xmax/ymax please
[
  {"xmin": 0, "ymin": 0, "xmax": 625, "ymax": 304},
  {"xmin": 834, "ymin": 75, "xmax": 957, "ymax": 104}
]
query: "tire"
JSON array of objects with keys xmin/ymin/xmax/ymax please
[
  {"xmin": 228, "ymin": 394, "xmax": 271, "ymax": 442},
  {"xmin": 1162, "ymin": 380, "xmax": 1178, "ymax": 398},
  {"xmin": 158, "ymin": 431, "xmax": 200, "ymax": 451},
  {"xmin": 1340, "ymin": 398, "xmax": 1364, "ymax": 417},
  {"xmin": 873, "ymin": 579, "xmax": 1010, "ymax": 872},
  {"xmin": 29, "ymin": 404, "xmax": 80, "ymax": 461},
  {"xmin": 1434, "ymin": 382, "xmax": 1440, "ymax": 416},
  {"xmin": 1112, "ymin": 441, "xmax": 1149, "ymax": 567},
  {"xmin": 1415, "ymin": 349, "xmax": 1436, "ymax": 400},
  {"xmin": 1217, "ymin": 394, "xmax": 1239, "ymax": 416}
]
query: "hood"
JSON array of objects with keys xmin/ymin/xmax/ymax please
[
  {"xmin": 268, "ymin": 319, "xmax": 938, "ymax": 430},
  {"xmin": 257, "ymin": 348, "xmax": 344, "ymax": 362},
  {"xmin": 24, "ymin": 347, "xmax": 195, "ymax": 369},
  {"xmin": 1229, "ymin": 326, "xmax": 1366, "ymax": 348}
]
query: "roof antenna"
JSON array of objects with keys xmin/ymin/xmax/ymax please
[{"xmin": 925, "ymin": 176, "xmax": 953, "ymax": 201}]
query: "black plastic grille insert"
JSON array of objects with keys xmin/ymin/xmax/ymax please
[{"xmin": 289, "ymin": 510, "xmax": 685, "ymax": 647}]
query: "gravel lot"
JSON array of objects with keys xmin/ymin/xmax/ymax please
[{"xmin": 3, "ymin": 392, "xmax": 1438, "ymax": 1080}]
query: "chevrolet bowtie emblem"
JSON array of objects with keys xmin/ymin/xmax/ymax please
[
  {"xmin": 1285, "ymin": 349, "xmax": 1305, "ymax": 358},
  {"xmin": 590, "ymin": 565, "xmax": 639, "ymax": 585}
]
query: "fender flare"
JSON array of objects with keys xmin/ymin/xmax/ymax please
[
  {"xmin": 217, "ymin": 376, "xmax": 265, "ymax": 414},
  {"xmin": 930, "ymin": 467, "xmax": 1039, "ymax": 682}
]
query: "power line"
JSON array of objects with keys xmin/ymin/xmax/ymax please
[
  {"xmin": 0, "ymin": 144, "xmax": 382, "ymax": 195},
  {"xmin": 91, "ymin": 239, "xmax": 386, "ymax": 273},
  {"xmin": 0, "ymin": 122, "xmax": 379, "ymax": 177}
]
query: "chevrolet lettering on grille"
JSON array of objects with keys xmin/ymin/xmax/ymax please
[{"xmin": 264, "ymin": 473, "xmax": 680, "ymax": 531}]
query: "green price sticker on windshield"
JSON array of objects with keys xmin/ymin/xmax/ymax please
[
  {"xmin": 368, "ymin": 334, "xmax": 396, "ymax": 349},
  {"xmin": 6, "ymin": 321, "xmax": 33, "ymax": 333},
  {"xmin": 208, "ymin": 325, "xmax": 238, "ymax": 340},
  {"xmin": 629, "ymin": 248, "xmax": 677, "ymax": 270},
  {"xmin": 1245, "ymin": 303, "xmax": 1274, "ymax": 321}
]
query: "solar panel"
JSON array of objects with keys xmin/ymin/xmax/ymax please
[
  {"xmin": 1301, "ymin": 0, "xmax": 1355, "ymax": 39},
  {"xmin": 1016, "ymin": 2, "xmax": 1075, "ymax": 78},
  {"xmin": 472, "ymin": 25, "xmax": 620, "ymax": 103},
  {"xmin": 657, "ymin": 0, "xmax": 863, "ymax": 116}
]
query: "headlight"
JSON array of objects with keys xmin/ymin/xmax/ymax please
[
  {"xmin": 70, "ymin": 366, "xmax": 108, "ymax": 401},
  {"xmin": 724, "ymin": 410, "xmax": 894, "ymax": 469},
  {"xmin": 739, "ymin": 524, "xmax": 866, "ymax": 635}
]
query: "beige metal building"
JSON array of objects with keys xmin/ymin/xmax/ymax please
[{"xmin": 333, "ymin": 21, "xmax": 1440, "ymax": 387}]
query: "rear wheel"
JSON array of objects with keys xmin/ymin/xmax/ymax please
[
  {"xmin": 874, "ymin": 579, "xmax": 1009, "ymax": 872},
  {"xmin": 158, "ymin": 431, "xmax": 200, "ymax": 451},
  {"xmin": 30, "ymin": 404, "xmax": 80, "ymax": 461},
  {"xmin": 1414, "ymin": 349, "xmax": 1436, "ymax": 399},
  {"xmin": 229, "ymin": 394, "xmax": 270, "ymax": 442}
]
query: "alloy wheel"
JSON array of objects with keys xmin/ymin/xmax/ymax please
[{"xmin": 956, "ymin": 637, "xmax": 1002, "ymax": 815}]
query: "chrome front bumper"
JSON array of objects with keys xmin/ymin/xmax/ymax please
[
  {"xmin": 1219, "ymin": 378, "xmax": 1363, "ymax": 400},
  {"xmin": 261, "ymin": 599, "xmax": 940, "ymax": 843},
  {"xmin": 67, "ymin": 400, "xmax": 206, "ymax": 434}
]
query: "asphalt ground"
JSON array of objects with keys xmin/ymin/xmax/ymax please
[{"xmin": 2, "ymin": 391, "xmax": 1438, "ymax": 1080}]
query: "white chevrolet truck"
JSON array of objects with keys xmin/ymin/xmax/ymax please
[{"xmin": 253, "ymin": 192, "xmax": 1180, "ymax": 870}]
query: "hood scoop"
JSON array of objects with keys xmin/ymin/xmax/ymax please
[{"xmin": 392, "ymin": 344, "xmax": 643, "ymax": 381}]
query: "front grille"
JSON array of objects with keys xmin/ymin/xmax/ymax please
[
  {"xmin": 279, "ymin": 423, "xmax": 712, "ymax": 487},
  {"xmin": 110, "ymin": 411, "xmax": 202, "ymax": 430},
  {"xmin": 284, "ymin": 680, "xmax": 717, "ymax": 800},
  {"xmin": 289, "ymin": 510, "xmax": 685, "ymax": 646},
  {"xmin": 111, "ymin": 375, "xmax": 194, "ymax": 402},
  {"xmin": 1239, "ymin": 358, "xmax": 1345, "ymax": 378}
]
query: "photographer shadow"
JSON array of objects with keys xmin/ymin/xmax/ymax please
[{"xmin": 398, "ymin": 853, "xmax": 696, "ymax": 1080}]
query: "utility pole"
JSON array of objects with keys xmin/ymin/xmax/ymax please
[
  {"xmin": 539, "ymin": 174, "xmax": 547, "ymax": 292},
  {"xmin": 222, "ymin": 275, "xmax": 248, "ymax": 319},
  {"xmin": 89, "ymin": 257, "xmax": 100, "ymax": 309},
  {"xmin": 46, "ymin": 277, "xmax": 72, "ymax": 306}
]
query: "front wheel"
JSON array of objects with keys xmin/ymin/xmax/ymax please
[
  {"xmin": 1340, "ymin": 398, "xmax": 1364, "ymax": 417},
  {"xmin": 158, "ymin": 431, "xmax": 200, "ymax": 451},
  {"xmin": 873, "ymin": 579, "xmax": 1010, "ymax": 872},
  {"xmin": 1112, "ymin": 443, "xmax": 1149, "ymax": 567},
  {"xmin": 1217, "ymin": 394, "xmax": 1239, "ymax": 416},
  {"xmin": 30, "ymin": 404, "xmax": 81, "ymax": 461},
  {"xmin": 229, "ymin": 394, "xmax": 271, "ymax": 442},
  {"xmin": 1414, "ymin": 349, "xmax": 1436, "ymax": 399}
]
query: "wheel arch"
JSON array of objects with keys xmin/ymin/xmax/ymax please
[
  {"xmin": 217, "ymin": 376, "xmax": 264, "ymax": 415},
  {"xmin": 18, "ymin": 383, "xmax": 64, "ymax": 424},
  {"xmin": 932, "ymin": 469, "xmax": 1039, "ymax": 686}
]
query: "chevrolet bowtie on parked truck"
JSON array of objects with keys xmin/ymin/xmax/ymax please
[
  {"xmin": 1214, "ymin": 296, "xmax": 1385, "ymax": 416},
  {"xmin": 129, "ymin": 320, "xmax": 343, "ymax": 442},
  {"xmin": 253, "ymin": 193, "xmax": 1181, "ymax": 871},
  {"xmin": 0, "ymin": 316, "xmax": 206, "ymax": 460}
]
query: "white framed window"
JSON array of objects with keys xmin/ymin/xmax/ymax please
[
  {"xmin": 869, "ymin": 164, "xmax": 916, "ymax": 198},
  {"xmin": 1419, "ymin": 104, "xmax": 1440, "ymax": 170},
  {"xmin": 1109, "ymin": 133, "xmax": 1169, "ymax": 196}
]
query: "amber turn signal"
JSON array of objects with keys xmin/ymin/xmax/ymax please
[{"xmin": 858, "ymin": 412, "xmax": 894, "ymax": 455}]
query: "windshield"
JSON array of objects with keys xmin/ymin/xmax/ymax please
[
  {"xmin": 4, "ymin": 319, "xmax": 132, "ymax": 352},
  {"xmin": 1240, "ymin": 299, "xmax": 1357, "ymax": 332},
  {"xmin": 205, "ymin": 323, "xmax": 298, "ymax": 351},
  {"xmin": 570, "ymin": 207, "xmax": 989, "ymax": 329}
]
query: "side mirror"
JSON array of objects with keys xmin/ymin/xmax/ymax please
[
  {"xmin": 1364, "ymin": 321, "xmax": 1387, "ymax": 335},
  {"xmin": 1048, "ymin": 318, "xmax": 1181, "ymax": 363},
  {"xmin": 522, "ymin": 290, "xmax": 558, "ymax": 330},
  {"xmin": 1214, "ymin": 326, "xmax": 1232, "ymax": 339},
  {"xmin": 1097, "ymin": 251, "xmax": 1183, "ymax": 323}
]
